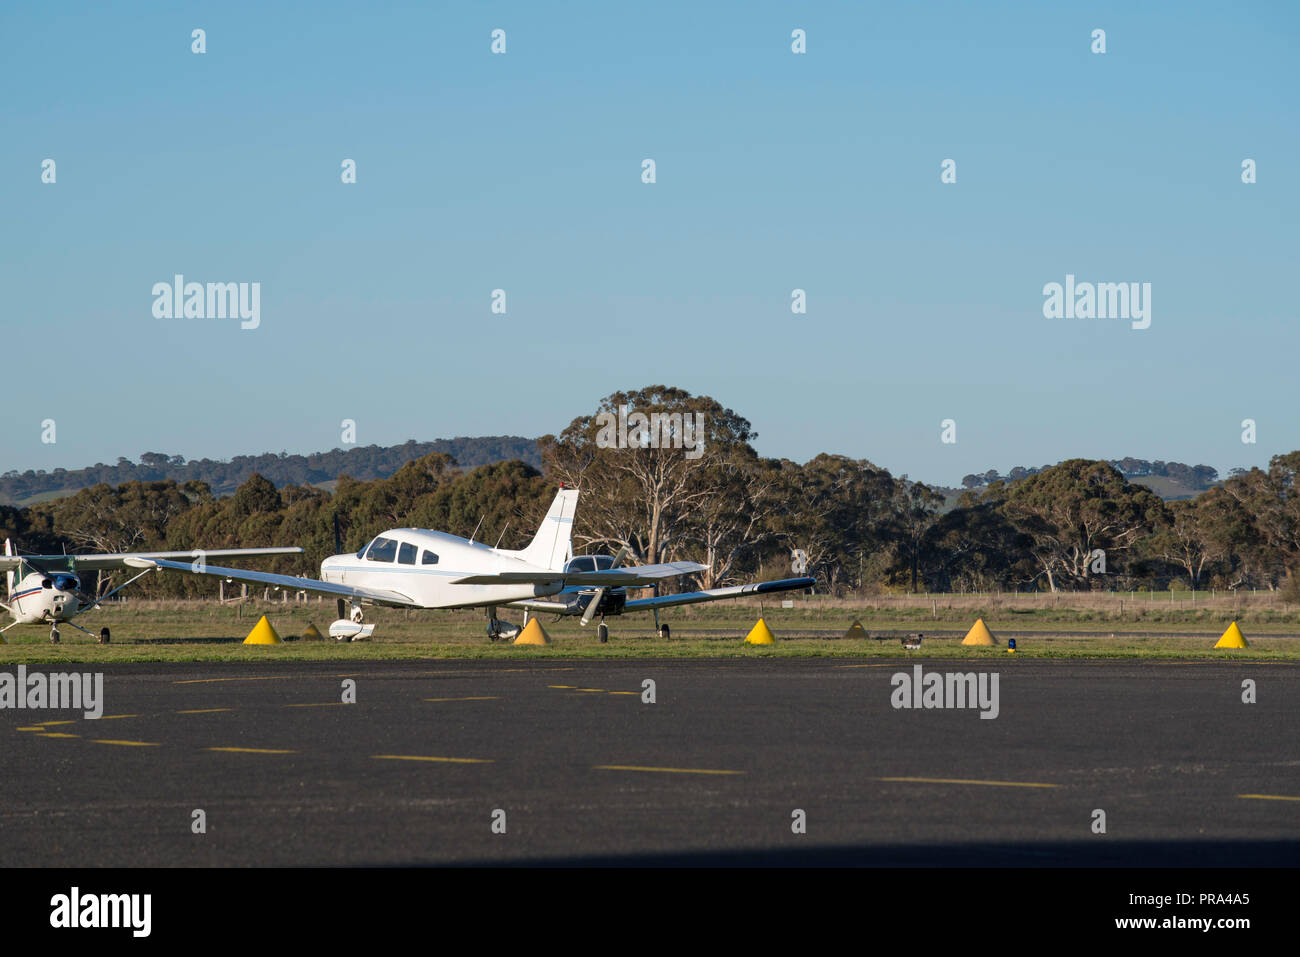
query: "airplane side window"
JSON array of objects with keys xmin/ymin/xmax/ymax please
[
  {"xmin": 365, "ymin": 537, "xmax": 398, "ymax": 562},
  {"xmin": 421, "ymin": 550, "xmax": 439, "ymax": 565},
  {"xmin": 398, "ymin": 542, "xmax": 417, "ymax": 565}
]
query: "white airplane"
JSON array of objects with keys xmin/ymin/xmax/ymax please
[
  {"xmin": 0, "ymin": 540, "xmax": 303, "ymax": 644},
  {"xmin": 127, "ymin": 487, "xmax": 814, "ymax": 641}
]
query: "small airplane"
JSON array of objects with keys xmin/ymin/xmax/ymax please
[
  {"xmin": 0, "ymin": 540, "xmax": 303, "ymax": 643},
  {"xmin": 127, "ymin": 487, "xmax": 814, "ymax": 641}
]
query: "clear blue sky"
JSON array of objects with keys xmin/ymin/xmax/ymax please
[{"xmin": 3, "ymin": 1, "xmax": 1296, "ymax": 486}]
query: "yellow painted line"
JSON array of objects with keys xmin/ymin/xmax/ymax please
[
  {"xmin": 595, "ymin": 765, "xmax": 745, "ymax": 776},
  {"xmin": 91, "ymin": 739, "xmax": 160, "ymax": 747},
  {"xmin": 15, "ymin": 726, "xmax": 46, "ymax": 732},
  {"xmin": 176, "ymin": 708, "xmax": 231, "ymax": 715},
  {"xmin": 37, "ymin": 732, "xmax": 79, "ymax": 738},
  {"xmin": 372, "ymin": 754, "xmax": 493, "ymax": 764},
  {"xmin": 97, "ymin": 714, "xmax": 139, "ymax": 721},
  {"xmin": 284, "ymin": 702, "xmax": 348, "ymax": 708},
  {"xmin": 173, "ymin": 676, "xmax": 295, "ymax": 685},
  {"xmin": 877, "ymin": 776, "xmax": 1060, "ymax": 789},
  {"xmin": 608, "ymin": 691, "xmax": 639, "ymax": 695},
  {"xmin": 206, "ymin": 747, "xmax": 295, "ymax": 754},
  {"xmin": 549, "ymin": 685, "xmax": 577, "ymax": 689},
  {"xmin": 576, "ymin": 688, "xmax": 606, "ymax": 693},
  {"xmin": 1238, "ymin": 793, "xmax": 1300, "ymax": 802},
  {"xmin": 424, "ymin": 696, "xmax": 501, "ymax": 703},
  {"xmin": 35, "ymin": 720, "xmax": 77, "ymax": 727}
]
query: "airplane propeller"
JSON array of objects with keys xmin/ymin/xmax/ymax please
[
  {"xmin": 580, "ymin": 545, "xmax": 630, "ymax": 627},
  {"xmin": 19, "ymin": 553, "xmax": 111, "ymax": 609}
]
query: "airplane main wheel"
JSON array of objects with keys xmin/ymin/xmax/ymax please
[
  {"xmin": 597, "ymin": 623, "xmax": 608, "ymax": 643},
  {"xmin": 99, "ymin": 627, "xmax": 111, "ymax": 644},
  {"xmin": 659, "ymin": 624, "xmax": 671, "ymax": 639}
]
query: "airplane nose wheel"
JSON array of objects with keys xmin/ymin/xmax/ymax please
[
  {"xmin": 49, "ymin": 625, "xmax": 60, "ymax": 644},
  {"xmin": 597, "ymin": 621, "xmax": 608, "ymax": 643}
]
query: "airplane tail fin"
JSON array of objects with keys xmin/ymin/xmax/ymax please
[{"xmin": 509, "ymin": 488, "xmax": 578, "ymax": 571}]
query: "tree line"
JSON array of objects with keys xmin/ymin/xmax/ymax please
[
  {"xmin": 1, "ymin": 385, "xmax": 1296, "ymax": 598},
  {"xmin": 0, "ymin": 436, "xmax": 541, "ymax": 501}
]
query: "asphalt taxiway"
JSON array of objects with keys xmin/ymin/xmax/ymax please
[{"xmin": 2, "ymin": 659, "xmax": 1296, "ymax": 865}]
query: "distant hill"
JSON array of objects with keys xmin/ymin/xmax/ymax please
[
  {"xmin": 960, "ymin": 459, "xmax": 1220, "ymax": 495},
  {"xmin": 0, "ymin": 437, "xmax": 542, "ymax": 505}
]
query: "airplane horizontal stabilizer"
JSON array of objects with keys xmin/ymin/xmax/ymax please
[{"xmin": 623, "ymin": 576, "xmax": 815, "ymax": 611}]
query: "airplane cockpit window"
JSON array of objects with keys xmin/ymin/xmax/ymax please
[
  {"xmin": 364, "ymin": 537, "xmax": 398, "ymax": 562},
  {"xmin": 564, "ymin": 556, "xmax": 598, "ymax": 573},
  {"xmin": 421, "ymin": 550, "xmax": 439, "ymax": 565},
  {"xmin": 398, "ymin": 542, "xmax": 417, "ymax": 565},
  {"xmin": 593, "ymin": 554, "xmax": 616, "ymax": 570}
]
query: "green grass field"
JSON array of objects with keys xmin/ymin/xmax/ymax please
[{"xmin": 0, "ymin": 596, "xmax": 1296, "ymax": 663}]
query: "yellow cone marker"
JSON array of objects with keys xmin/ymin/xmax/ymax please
[
  {"xmin": 961, "ymin": 618, "xmax": 998, "ymax": 646},
  {"xmin": 843, "ymin": 619, "xmax": 869, "ymax": 640},
  {"xmin": 1214, "ymin": 621, "xmax": 1249, "ymax": 649},
  {"xmin": 300, "ymin": 623, "xmax": 325, "ymax": 641},
  {"xmin": 243, "ymin": 615, "xmax": 282, "ymax": 645},
  {"xmin": 745, "ymin": 618, "xmax": 776, "ymax": 645},
  {"xmin": 513, "ymin": 619, "xmax": 551, "ymax": 645}
]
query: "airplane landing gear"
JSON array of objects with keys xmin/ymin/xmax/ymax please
[
  {"xmin": 597, "ymin": 620, "xmax": 608, "ymax": 643},
  {"xmin": 99, "ymin": 627, "xmax": 111, "ymax": 644},
  {"xmin": 659, "ymin": 623, "xmax": 670, "ymax": 639},
  {"xmin": 49, "ymin": 625, "xmax": 60, "ymax": 644},
  {"xmin": 485, "ymin": 607, "xmax": 520, "ymax": 641}
]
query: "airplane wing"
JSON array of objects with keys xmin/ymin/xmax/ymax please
[
  {"xmin": 0, "ymin": 547, "xmax": 302, "ymax": 572},
  {"xmin": 623, "ymin": 576, "xmax": 816, "ymax": 611},
  {"xmin": 449, "ymin": 561, "xmax": 707, "ymax": 586},
  {"xmin": 509, "ymin": 576, "xmax": 815, "ymax": 615},
  {"xmin": 124, "ymin": 557, "xmax": 418, "ymax": 607}
]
